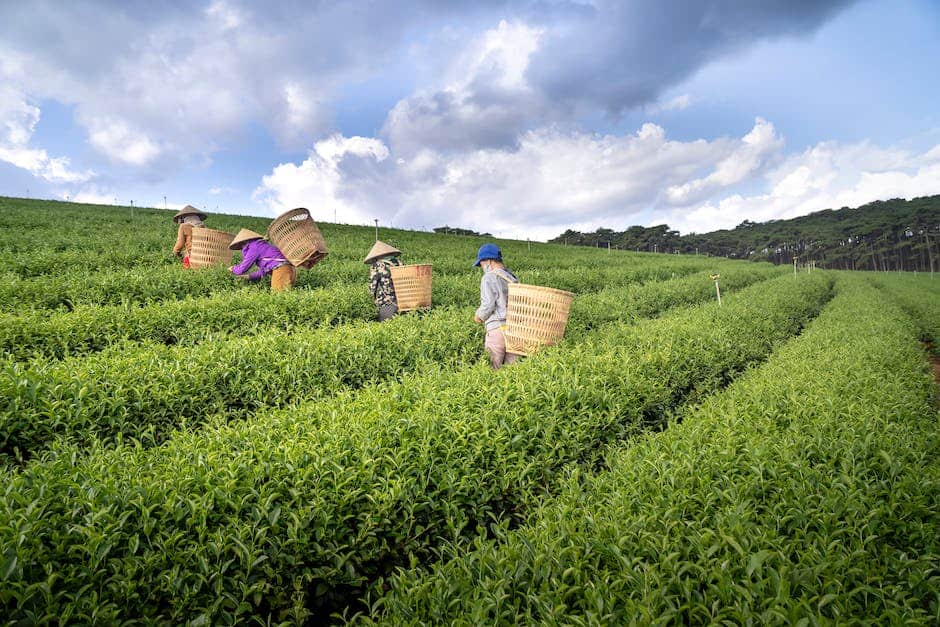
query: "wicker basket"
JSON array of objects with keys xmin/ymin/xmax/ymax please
[
  {"xmin": 504, "ymin": 283, "xmax": 574, "ymax": 356},
  {"xmin": 390, "ymin": 264, "xmax": 432, "ymax": 311},
  {"xmin": 266, "ymin": 208, "xmax": 328, "ymax": 269},
  {"xmin": 189, "ymin": 228, "xmax": 235, "ymax": 269}
]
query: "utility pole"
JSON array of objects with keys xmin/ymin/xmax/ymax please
[
  {"xmin": 163, "ymin": 195, "xmax": 167, "ymax": 210},
  {"xmin": 373, "ymin": 218, "xmax": 379, "ymax": 241}
]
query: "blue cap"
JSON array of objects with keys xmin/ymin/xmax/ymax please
[{"xmin": 474, "ymin": 243, "xmax": 502, "ymax": 267}]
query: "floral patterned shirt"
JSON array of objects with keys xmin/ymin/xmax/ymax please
[{"xmin": 369, "ymin": 257, "xmax": 402, "ymax": 306}]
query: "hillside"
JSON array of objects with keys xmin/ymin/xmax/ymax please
[
  {"xmin": 552, "ymin": 195, "xmax": 940, "ymax": 271},
  {"xmin": 1, "ymin": 196, "xmax": 939, "ymax": 623}
]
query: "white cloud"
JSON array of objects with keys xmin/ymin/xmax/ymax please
[
  {"xmin": 0, "ymin": 86, "xmax": 93, "ymax": 183},
  {"xmin": 665, "ymin": 117, "xmax": 782, "ymax": 205},
  {"xmin": 645, "ymin": 94, "xmax": 692, "ymax": 115},
  {"xmin": 205, "ymin": 0, "xmax": 242, "ymax": 30},
  {"xmin": 63, "ymin": 186, "xmax": 117, "ymax": 205},
  {"xmin": 383, "ymin": 20, "xmax": 545, "ymax": 155},
  {"xmin": 665, "ymin": 140, "xmax": 940, "ymax": 233},
  {"xmin": 86, "ymin": 117, "xmax": 161, "ymax": 166},
  {"xmin": 253, "ymin": 134, "xmax": 389, "ymax": 224},
  {"xmin": 255, "ymin": 120, "xmax": 773, "ymax": 240},
  {"xmin": 256, "ymin": 121, "xmax": 940, "ymax": 241}
]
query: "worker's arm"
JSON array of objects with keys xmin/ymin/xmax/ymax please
[
  {"xmin": 230, "ymin": 243, "xmax": 260, "ymax": 277},
  {"xmin": 172, "ymin": 224, "xmax": 189, "ymax": 256}
]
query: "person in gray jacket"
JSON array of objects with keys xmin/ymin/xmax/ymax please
[{"xmin": 472, "ymin": 243, "xmax": 521, "ymax": 369}]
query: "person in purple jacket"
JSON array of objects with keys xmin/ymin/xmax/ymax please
[{"xmin": 228, "ymin": 228, "xmax": 296, "ymax": 291}]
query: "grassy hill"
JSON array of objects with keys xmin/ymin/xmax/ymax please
[{"xmin": 551, "ymin": 195, "xmax": 940, "ymax": 271}]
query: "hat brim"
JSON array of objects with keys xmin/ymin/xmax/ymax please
[
  {"xmin": 474, "ymin": 256, "xmax": 499, "ymax": 267},
  {"xmin": 365, "ymin": 252, "xmax": 401, "ymax": 264},
  {"xmin": 229, "ymin": 238, "xmax": 261, "ymax": 251},
  {"xmin": 174, "ymin": 211, "xmax": 207, "ymax": 224}
]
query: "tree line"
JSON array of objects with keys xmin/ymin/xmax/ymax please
[{"xmin": 550, "ymin": 195, "xmax": 940, "ymax": 272}]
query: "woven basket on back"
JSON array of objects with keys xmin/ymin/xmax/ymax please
[
  {"xmin": 390, "ymin": 264, "xmax": 432, "ymax": 311},
  {"xmin": 189, "ymin": 228, "xmax": 235, "ymax": 269},
  {"xmin": 266, "ymin": 208, "xmax": 328, "ymax": 269},
  {"xmin": 504, "ymin": 283, "xmax": 574, "ymax": 356}
]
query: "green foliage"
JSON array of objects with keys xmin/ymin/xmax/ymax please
[
  {"xmin": 0, "ymin": 265, "xmax": 780, "ymax": 463},
  {"xmin": 552, "ymin": 195, "xmax": 940, "ymax": 272},
  {"xmin": 0, "ymin": 273, "xmax": 832, "ymax": 623},
  {"xmin": 2, "ymin": 196, "xmax": 933, "ymax": 625},
  {"xmin": 367, "ymin": 277, "xmax": 940, "ymax": 625}
]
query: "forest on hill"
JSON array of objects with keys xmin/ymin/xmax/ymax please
[{"xmin": 551, "ymin": 195, "xmax": 940, "ymax": 272}]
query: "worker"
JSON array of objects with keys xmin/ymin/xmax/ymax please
[
  {"xmin": 228, "ymin": 228, "xmax": 296, "ymax": 291},
  {"xmin": 473, "ymin": 243, "xmax": 520, "ymax": 369},
  {"xmin": 172, "ymin": 205, "xmax": 207, "ymax": 268},
  {"xmin": 364, "ymin": 240, "xmax": 403, "ymax": 321}
]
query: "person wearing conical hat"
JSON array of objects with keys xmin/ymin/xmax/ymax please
[
  {"xmin": 172, "ymin": 205, "xmax": 207, "ymax": 268},
  {"xmin": 228, "ymin": 228, "xmax": 296, "ymax": 291},
  {"xmin": 473, "ymin": 243, "xmax": 521, "ymax": 369},
  {"xmin": 364, "ymin": 240, "xmax": 402, "ymax": 321}
]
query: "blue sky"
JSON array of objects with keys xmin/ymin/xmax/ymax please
[{"xmin": 1, "ymin": 0, "xmax": 938, "ymax": 239}]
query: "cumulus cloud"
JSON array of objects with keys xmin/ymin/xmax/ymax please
[
  {"xmin": 256, "ymin": 118, "xmax": 940, "ymax": 240},
  {"xmin": 664, "ymin": 118, "xmax": 782, "ymax": 205},
  {"xmin": 0, "ymin": 0, "xmax": 856, "ymax": 182},
  {"xmin": 86, "ymin": 117, "xmax": 161, "ymax": 167},
  {"xmin": 383, "ymin": 20, "xmax": 545, "ymax": 155},
  {"xmin": 64, "ymin": 186, "xmax": 117, "ymax": 205},
  {"xmin": 0, "ymin": 0, "xmax": 436, "ymax": 173},
  {"xmin": 525, "ymin": 0, "xmax": 855, "ymax": 114},
  {"xmin": 0, "ymin": 86, "xmax": 93, "ymax": 183},
  {"xmin": 253, "ymin": 134, "xmax": 390, "ymax": 224},
  {"xmin": 645, "ymin": 94, "xmax": 693, "ymax": 116},
  {"xmin": 255, "ymin": 119, "xmax": 785, "ymax": 240},
  {"xmin": 663, "ymin": 140, "xmax": 940, "ymax": 234}
]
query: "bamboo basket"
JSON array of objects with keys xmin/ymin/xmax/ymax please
[
  {"xmin": 266, "ymin": 208, "xmax": 328, "ymax": 269},
  {"xmin": 189, "ymin": 227, "xmax": 235, "ymax": 269},
  {"xmin": 504, "ymin": 283, "xmax": 574, "ymax": 356},
  {"xmin": 390, "ymin": 264, "xmax": 432, "ymax": 311}
]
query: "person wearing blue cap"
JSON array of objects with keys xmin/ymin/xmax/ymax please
[{"xmin": 472, "ymin": 243, "xmax": 521, "ymax": 369}]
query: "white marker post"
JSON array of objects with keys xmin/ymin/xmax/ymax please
[{"xmin": 711, "ymin": 273, "xmax": 721, "ymax": 307}]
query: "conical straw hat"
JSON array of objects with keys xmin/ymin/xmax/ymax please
[
  {"xmin": 363, "ymin": 240, "xmax": 402, "ymax": 264},
  {"xmin": 229, "ymin": 228, "xmax": 265, "ymax": 250},
  {"xmin": 173, "ymin": 205, "xmax": 207, "ymax": 223}
]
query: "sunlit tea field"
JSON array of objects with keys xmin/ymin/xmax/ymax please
[{"xmin": 0, "ymin": 197, "xmax": 937, "ymax": 625}]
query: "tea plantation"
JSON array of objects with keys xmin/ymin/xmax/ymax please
[{"xmin": 0, "ymin": 197, "xmax": 937, "ymax": 624}]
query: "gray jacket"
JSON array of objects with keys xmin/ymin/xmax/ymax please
[{"xmin": 475, "ymin": 267, "xmax": 518, "ymax": 331}]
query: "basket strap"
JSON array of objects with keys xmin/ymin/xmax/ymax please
[{"xmin": 493, "ymin": 269, "xmax": 518, "ymax": 284}]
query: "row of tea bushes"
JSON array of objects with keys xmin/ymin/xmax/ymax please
[
  {"xmin": 0, "ymin": 265, "xmax": 780, "ymax": 461},
  {"xmin": 0, "ymin": 261, "xmax": 369, "ymax": 313},
  {"xmin": 0, "ymin": 197, "xmax": 710, "ymax": 276},
  {"xmin": 365, "ymin": 277, "xmax": 940, "ymax": 625},
  {"xmin": 568, "ymin": 265, "xmax": 786, "ymax": 331},
  {"xmin": 0, "ymin": 273, "xmax": 832, "ymax": 623},
  {"xmin": 0, "ymin": 259, "xmax": 713, "ymax": 361},
  {"xmin": 0, "ymin": 252, "xmax": 713, "ymax": 314},
  {"xmin": 0, "ymin": 284, "xmax": 375, "ymax": 361},
  {"xmin": 871, "ymin": 274, "xmax": 940, "ymax": 344},
  {"xmin": 0, "ymin": 307, "xmax": 476, "ymax": 463}
]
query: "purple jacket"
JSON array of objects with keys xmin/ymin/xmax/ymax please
[{"xmin": 231, "ymin": 239, "xmax": 289, "ymax": 281}]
